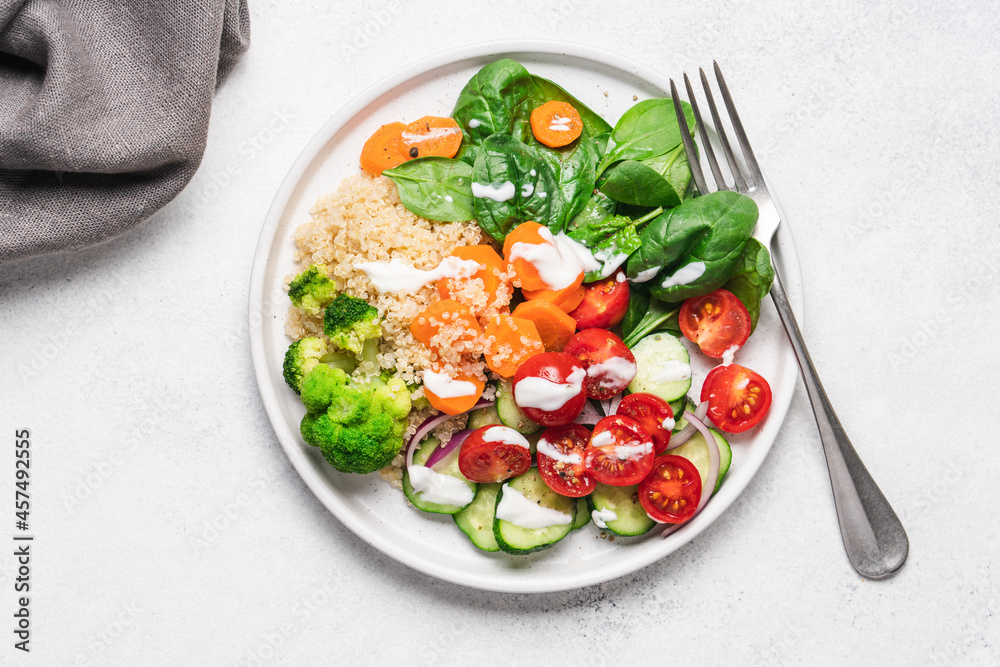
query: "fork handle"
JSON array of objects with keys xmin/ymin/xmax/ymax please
[{"xmin": 768, "ymin": 266, "xmax": 908, "ymax": 578}]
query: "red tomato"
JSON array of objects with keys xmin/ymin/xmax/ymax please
[
  {"xmin": 567, "ymin": 270, "xmax": 630, "ymax": 329},
  {"xmin": 701, "ymin": 363, "xmax": 772, "ymax": 433},
  {"xmin": 458, "ymin": 425, "xmax": 532, "ymax": 483},
  {"xmin": 584, "ymin": 415, "xmax": 654, "ymax": 486},
  {"xmin": 536, "ymin": 424, "xmax": 596, "ymax": 497},
  {"xmin": 638, "ymin": 455, "xmax": 702, "ymax": 523},
  {"xmin": 511, "ymin": 352, "xmax": 587, "ymax": 426},
  {"xmin": 563, "ymin": 328, "xmax": 636, "ymax": 400},
  {"xmin": 679, "ymin": 289, "xmax": 751, "ymax": 358},
  {"xmin": 616, "ymin": 392, "xmax": 674, "ymax": 455}
]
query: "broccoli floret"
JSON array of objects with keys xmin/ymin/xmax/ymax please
[
  {"xmin": 288, "ymin": 264, "xmax": 338, "ymax": 315},
  {"xmin": 298, "ymin": 366, "xmax": 412, "ymax": 474},
  {"xmin": 282, "ymin": 337, "xmax": 359, "ymax": 395},
  {"xmin": 324, "ymin": 293, "xmax": 382, "ymax": 355}
]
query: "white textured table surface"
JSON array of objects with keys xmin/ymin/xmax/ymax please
[{"xmin": 2, "ymin": 2, "xmax": 998, "ymax": 665}]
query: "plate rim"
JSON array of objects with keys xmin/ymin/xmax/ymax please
[{"xmin": 248, "ymin": 39, "xmax": 804, "ymax": 593}]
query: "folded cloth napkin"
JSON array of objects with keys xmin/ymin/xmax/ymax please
[{"xmin": 0, "ymin": 0, "xmax": 250, "ymax": 263}]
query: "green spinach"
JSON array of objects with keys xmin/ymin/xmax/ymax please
[
  {"xmin": 722, "ymin": 238, "xmax": 774, "ymax": 333},
  {"xmin": 598, "ymin": 142, "xmax": 691, "ymax": 208},
  {"xmin": 383, "ymin": 158, "xmax": 475, "ymax": 222},
  {"xmin": 537, "ymin": 131, "xmax": 602, "ymax": 230},
  {"xmin": 452, "ymin": 60, "xmax": 537, "ymax": 146},
  {"xmin": 622, "ymin": 295, "xmax": 681, "ymax": 348},
  {"xmin": 597, "ymin": 98, "xmax": 695, "ymax": 174},
  {"xmin": 569, "ymin": 206, "xmax": 662, "ymax": 282}
]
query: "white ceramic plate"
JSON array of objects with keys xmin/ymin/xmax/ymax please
[{"xmin": 249, "ymin": 40, "xmax": 803, "ymax": 593}]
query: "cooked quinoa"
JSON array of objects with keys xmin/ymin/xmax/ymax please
[{"xmin": 284, "ymin": 173, "xmax": 498, "ymax": 487}]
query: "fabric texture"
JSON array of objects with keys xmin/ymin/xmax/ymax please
[{"xmin": 0, "ymin": 0, "xmax": 250, "ymax": 262}]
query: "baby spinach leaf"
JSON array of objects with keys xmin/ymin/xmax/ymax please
[
  {"xmin": 567, "ymin": 189, "xmax": 616, "ymax": 236},
  {"xmin": 531, "ymin": 75, "xmax": 612, "ymax": 137},
  {"xmin": 383, "ymin": 158, "xmax": 476, "ymax": 222},
  {"xmin": 621, "ymin": 286, "xmax": 650, "ymax": 340},
  {"xmin": 472, "ymin": 133, "xmax": 561, "ymax": 241},
  {"xmin": 722, "ymin": 238, "xmax": 774, "ymax": 333},
  {"xmin": 453, "ymin": 59, "xmax": 538, "ymax": 146},
  {"xmin": 622, "ymin": 296, "xmax": 681, "ymax": 349},
  {"xmin": 536, "ymin": 131, "xmax": 601, "ymax": 231},
  {"xmin": 568, "ymin": 206, "xmax": 662, "ymax": 282},
  {"xmin": 598, "ymin": 99, "xmax": 695, "ymax": 174}
]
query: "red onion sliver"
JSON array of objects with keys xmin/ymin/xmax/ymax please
[
  {"xmin": 580, "ymin": 400, "xmax": 601, "ymax": 417},
  {"xmin": 572, "ymin": 413, "xmax": 602, "ymax": 425},
  {"xmin": 426, "ymin": 429, "xmax": 472, "ymax": 469},
  {"xmin": 661, "ymin": 410, "xmax": 719, "ymax": 538},
  {"xmin": 404, "ymin": 399, "xmax": 495, "ymax": 469},
  {"xmin": 665, "ymin": 400, "xmax": 709, "ymax": 451},
  {"xmin": 599, "ymin": 398, "xmax": 612, "ymax": 416},
  {"xmin": 608, "ymin": 393, "xmax": 623, "ymax": 416}
]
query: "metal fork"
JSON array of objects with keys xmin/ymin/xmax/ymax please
[{"xmin": 670, "ymin": 63, "xmax": 908, "ymax": 579}]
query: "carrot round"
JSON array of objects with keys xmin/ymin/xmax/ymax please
[
  {"xmin": 530, "ymin": 101, "xmax": 583, "ymax": 148},
  {"xmin": 502, "ymin": 221, "xmax": 570, "ymax": 292},
  {"xmin": 437, "ymin": 245, "xmax": 511, "ymax": 309},
  {"xmin": 360, "ymin": 122, "xmax": 408, "ymax": 176},
  {"xmin": 410, "ymin": 299, "xmax": 482, "ymax": 354},
  {"xmin": 483, "ymin": 314, "xmax": 544, "ymax": 378},
  {"xmin": 512, "ymin": 299, "xmax": 577, "ymax": 352},
  {"xmin": 401, "ymin": 116, "xmax": 463, "ymax": 160},
  {"xmin": 521, "ymin": 276, "xmax": 586, "ymax": 313},
  {"xmin": 424, "ymin": 370, "xmax": 485, "ymax": 416}
]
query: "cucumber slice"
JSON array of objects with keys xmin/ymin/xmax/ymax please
[
  {"xmin": 402, "ymin": 437, "xmax": 476, "ymax": 514},
  {"xmin": 671, "ymin": 395, "xmax": 696, "ymax": 433},
  {"xmin": 454, "ymin": 483, "xmax": 501, "ymax": 552},
  {"xmin": 496, "ymin": 379, "xmax": 543, "ymax": 435},
  {"xmin": 467, "ymin": 403, "xmax": 503, "ymax": 430},
  {"xmin": 588, "ymin": 483, "xmax": 655, "ymax": 536},
  {"xmin": 571, "ymin": 496, "xmax": 590, "ymax": 530},
  {"xmin": 670, "ymin": 427, "xmax": 732, "ymax": 495},
  {"xmin": 493, "ymin": 468, "xmax": 575, "ymax": 554},
  {"xmin": 669, "ymin": 395, "xmax": 687, "ymax": 427},
  {"xmin": 627, "ymin": 333, "xmax": 692, "ymax": 403}
]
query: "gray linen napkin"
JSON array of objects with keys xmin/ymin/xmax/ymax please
[{"xmin": 0, "ymin": 0, "xmax": 250, "ymax": 263}]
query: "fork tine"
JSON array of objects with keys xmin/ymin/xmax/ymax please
[
  {"xmin": 682, "ymin": 72, "xmax": 728, "ymax": 192},
  {"xmin": 713, "ymin": 61, "xmax": 763, "ymax": 186},
  {"xmin": 699, "ymin": 67, "xmax": 747, "ymax": 192},
  {"xmin": 670, "ymin": 78, "xmax": 708, "ymax": 195}
]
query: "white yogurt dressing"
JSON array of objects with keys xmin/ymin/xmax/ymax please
[
  {"xmin": 661, "ymin": 261, "xmax": 706, "ymax": 289},
  {"xmin": 631, "ymin": 266, "xmax": 661, "ymax": 283},
  {"xmin": 513, "ymin": 366, "xmax": 586, "ymax": 412},
  {"xmin": 401, "ymin": 126, "xmax": 461, "ymax": 143},
  {"xmin": 591, "ymin": 508, "xmax": 618, "ymax": 529},
  {"xmin": 662, "ymin": 416, "xmax": 676, "ymax": 431},
  {"xmin": 520, "ymin": 182, "xmax": 534, "ymax": 197},
  {"xmin": 495, "ymin": 484, "xmax": 573, "ymax": 529},
  {"xmin": 592, "ymin": 429, "xmax": 652, "ymax": 460},
  {"xmin": 508, "ymin": 228, "xmax": 599, "ymax": 290},
  {"xmin": 355, "ymin": 256, "xmax": 483, "ymax": 294},
  {"xmin": 593, "ymin": 245, "xmax": 630, "ymax": 278},
  {"xmin": 468, "ymin": 119, "xmax": 482, "ymax": 128},
  {"xmin": 422, "ymin": 370, "xmax": 478, "ymax": 398},
  {"xmin": 586, "ymin": 356, "xmax": 637, "ymax": 385},
  {"xmin": 472, "ymin": 180, "xmax": 517, "ymax": 202},
  {"xmin": 481, "ymin": 426, "xmax": 530, "ymax": 449},
  {"xmin": 653, "ymin": 359, "xmax": 692, "ymax": 383},
  {"xmin": 536, "ymin": 436, "xmax": 583, "ymax": 465},
  {"xmin": 407, "ymin": 466, "xmax": 475, "ymax": 507},
  {"xmin": 721, "ymin": 344, "xmax": 740, "ymax": 366},
  {"xmin": 548, "ymin": 114, "xmax": 573, "ymax": 132}
]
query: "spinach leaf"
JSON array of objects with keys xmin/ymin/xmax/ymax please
[
  {"xmin": 621, "ymin": 286, "xmax": 650, "ymax": 339},
  {"xmin": 472, "ymin": 133, "xmax": 561, "ymax": 241},
  {"xmin": 598, "ymin": 145, "xmax": 691, "ymax": 209},
  {"xmin": 626, "ymin": 191, "xmax": 758, "ymax": 301},
  {"xmin": 722, "ymin": 238, "xmax": 774, "ymax": 333},
  {"xmin": 598, "ymin": 98, "xmax": 695, "ymax": 174},
  {"xmin": 569, "ymin": 206, "xmax": 661, "ymax": 282},
  {"xmin": 536, "ymin": 131, "xmax": 601, "ymax": 231},
  {"xmin": 383, "ymin": 158, "xmax": 475, "ymax": 222},
  {"xmin": 531, "ymin": 76, "xmax": 612, "ymax": 137},
  {"xmin": 567, "ymin": 189, "xmax": 616, "ymax": 236},
  {"xmin": 452, "ymin": 60, "xmax": 539, "ymax": 146},
  {"xmin": 622, "ymin": 296, "xmax": 681, "ymax": 349}
]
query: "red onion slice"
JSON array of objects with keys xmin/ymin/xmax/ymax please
[
  {"xmin": 572, "ymin": 412, "xmax": 602, "ymax": 425},
  {"xmin": 661, "ymin": 410, "xmax": 720, "ymax": 538},
  {"xmin": 404, "ymin": 399, "xmax": 495, "ymax": 469},
  {"xmin": 599, "ymin": 398, "xmax": 612, "ymax": 415},
  {"xmin": 665, "ymin": 400, "xmax": 709, "ymax": 450},
  {"xmin": 580, "ymin": 400, "xmax": 601, "ymax": 417},
  {"xmin": 608, "ymin": 393, "xmax": 623, "ymax": 416},
  {"xmin": 426, "ymin": 429, "xmax": 472, "ymax": 469}
]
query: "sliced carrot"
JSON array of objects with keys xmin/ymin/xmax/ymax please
[
  {"xmin": 521, "ymin": 274, "xmax": 586, "ymax": 313},
  {"xmin": 424, "ymin": 370, "xmax": 485, "ymax": 416},
  {"xmin": 401, "ymin": 116, "xmax": 463, "ymax": 160},
  {"xmin": 502, "ymin": 221, "xmax": 560, "ymax": 292},
  {"xmin": 360, "ymin": 122, "xmax": 408, "ymax": 176},
  {"xmin": 502, "ymin": 221, "xmax": 548, "ymax": 259},
  {"xmin": 512, "ymin": 299, "xmax": 577, "ymax": 353},
  {"xmin": 437, "ymin": 245, "xmax": 511, "ymax": 309},
  {"xmin": 483, "ymin": 314, "xmax": 545, "ymax": 378},
  {"xmin": 410, "ymin": 299, "xmax": 482, "ymax": 354},
  {"xmin": 530, "ymin": 101, "xmax": 583, "ymax": 148}
]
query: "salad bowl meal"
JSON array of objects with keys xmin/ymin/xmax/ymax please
[{"xmin": 249, "ymin": 42, "xmax": 802, "ymax": 592}]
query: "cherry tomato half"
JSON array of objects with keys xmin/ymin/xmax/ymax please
[
  {"xmin": 679, "ymin": 288, "xmax": 751, "ymax": 358},
  {"xmin": 563, "ymin": 328, "xmax": 636, "ymax": 400},
  {"xmin": 584, "ymin": 415, "xmax": 654, "ymax": 486},
  {"xmin": 512, "ymin": 352, "xmax": 587, "ymax": 427},
  {"xmin": 567, "ymin": 270, "xmax": 630, "ymax": 329},
  {"xmin": 700, "ymin": 363, "xmax": 772, "ymax": 433},
  {"xmin": 616, "ymin": 392, "xmax": 674, "ymax": 455},
  {"xmin": 458, "ymin": 425, "xmax": 532, "ymax": 483},
  {"xmin": 536, "ymin": 424, "xmax": 596, "ymax": 497},
  {"xmin": 638, "ymin": 455, "xmax": 702, "ymax": 523}
]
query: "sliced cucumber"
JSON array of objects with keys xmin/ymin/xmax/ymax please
[
  {"xmin": 454, "ymin": 483, "xmax": 501, "ymax": 552},
  {"xmin": 467, "ymin": 403, "xmax": 503, "ymax": 430},
  {"xmin": 627, "ymin": 332, "xmax": 692, "ymax": 403},
  {"xmin": 671, "ymin": 395, "xmax": 696, "ymax": 434},
  {"xmin": 496, "ymin": 379, "xmax": 542, "ymax": 435},
  {"xmin": 402, "ymin": 437, "xmax": 476, "ymax": 515},
  {"xmin": 572, "ymin": 496, "xmax": 591, "ymax": 530},
  {"xmin": 493, "ymin": 468, "xmax": 575, "ymax": 554},
  {"xmin": 670, "ymin": 427, "xmax": 732, "ymax": 495},
  {"xmin": 588, "ymin": 483, "xmax": 655, "ymax": 536},
  {"xmin": 669, "ymin": 395, "xmax": 687, "ymax": 428}
]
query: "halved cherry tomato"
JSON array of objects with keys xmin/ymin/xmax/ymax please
[
  {"xmin": 638, "ymin": 455, "xmax": 702, "ymax": 523},
  {"xmin": 536, "ymin": 424, "xmax": 596, "ymax": 497},
  {"xmin": 458, "ymin": 425, "xmax": 532, "ymax": 483},
  {"xmin": 616, "ymin": 393, "xmax": 674, "ymax": 455},
  {"xmin": 700, "ymin": 363, "xmax": 772, "ymax": 433},
  {"xmin": 584, "ymin": 415, "xmax": 654, "ymax": 486},
  {"xmin": 563, "ymin": 328, "xmax": 636, "ymax": 400},
  {"xmin": 567, "ymin": 270, "xmax": 630, "ymax": 329},
  {"xmin": 679, "ymin": 288, "xmax": 751, "ymax": 358},
  {"xmin": 511, "ymin": 352, "xmax": 587, "ymax": 426}
]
